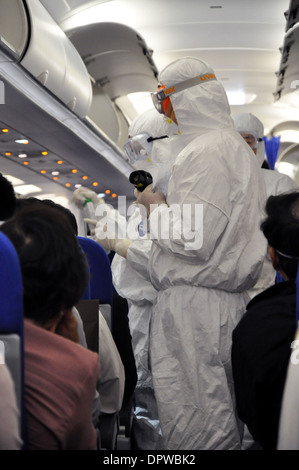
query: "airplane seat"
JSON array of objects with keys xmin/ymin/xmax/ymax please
[
  {"xmin": 0, "ymin": 232, "xmax": 27, "ymax": 448},
  {"xmin": 77, "ymin": 236, "xmax": 134, "ymax": 449},
  {"xmin": 111, "ymin": 293, "xmax": 137, "ymax": 450},
  {"xmin": 77, "ymin": 236, "xmax": 121, "ymax": 449},
  {"xmin": 77, "ymin": 236, "xmax": 113, "ymax": 329}
]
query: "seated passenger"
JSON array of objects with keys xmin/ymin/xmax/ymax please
[
  {"xmin": 0, "ymin": 205, "xmax": 100, "ymax": 450},
  {"xmin": 15, "ymin": 197, "xmax": 125, "ymax": 423},
  {"xmin": 231, "ymin": 191, "xmax": 299, "ymax": 450}
]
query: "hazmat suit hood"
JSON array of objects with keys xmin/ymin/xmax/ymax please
[
  {"xmin": 129, "ymin": 108, "xmax": 169, "ymax": 138},
  {"xmin": 128, "ymin": 108, "xmax": 184, "ymax": 195},
  {"xmin": 158, "ymin": 56, "xmax": 233, "ymax": 143},
  {"xmin": 232, "ymin": 112, "xmax": 266, "ymax": 167}
]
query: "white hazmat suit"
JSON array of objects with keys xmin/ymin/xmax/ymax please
[
  {"xmin": 135, "ymin": 57, "xmax": 268, "ymax": 450},
  {"xmin": 232, "ymin": 112, "xmax": 298, "ymax": 297}
]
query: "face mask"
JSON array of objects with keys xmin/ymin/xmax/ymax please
[{"xmin": 124, "ymin": 132, "xmax": 168, "ymax": 164}]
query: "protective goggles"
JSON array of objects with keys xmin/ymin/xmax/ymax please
[
  {"xmin": 124, "ymin": 132, "xmax": 168, "ymax": 164},
  {"xmin": 151, "ymin": 73, "xmax": 217, "ymax": 114}
]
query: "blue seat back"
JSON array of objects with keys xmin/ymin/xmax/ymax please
[
  {"xmin": 0, "ymin": 231, "xmax": 26, "ymax": 447},
  {"xmin": 77, "ymin": 236, "xmax": 113, "ymax": 306}
]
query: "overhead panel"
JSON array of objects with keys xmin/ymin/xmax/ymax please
[
  {"xmin": 0, "ymin": 73, "xmax": 133, "ymax": 201},
  {"xmin": 39, "ymin": 0, "xmax": 103, "ymax": 24}
]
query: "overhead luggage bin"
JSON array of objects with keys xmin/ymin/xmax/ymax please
[
  {"xmin": 67, "ymin": 22, "xmax": 159, "ymax": 101},
  {"xmin": 274, "ymin": 12, "xmax": 299, "ymax": 106},
  {"xmin": 87, "ymin": 85, "xmax": 121, "ymax": 144},
  {"xmin": 0, "ymin": 0, "xmax": 29, "ymax": 60},
  {"xmin": 0, "ymin": 0, "xmax": 93, "ymax": 118},
  {"xmin": 284, "ymin": 0, "xmax": 299, "ymax": 33},
  {"xmin": 22, "ymin": 0, "xmax": 92, "ymax": 118}
]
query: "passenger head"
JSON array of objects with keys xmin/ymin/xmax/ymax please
[
  {"xmin": 0, "ymin": 204, "xmax": 89, "ymax": 326},
  {"xmin": 232, "ymin": 113, "xmax": 266, "ymax": 166},
  {"xmin": 262, "ymin": 160, "xmax": 270, "ymax": 170},
  {"xmin": 152, "ymin": 56, "xmax": 232, "ymax": 138},
  {"xmin": 125, "ymin": 108, "xmax": 183, "ymax": 195},
  {"xmin": 125, "ymin": 108, "xmax": 169, "ymax": 166},
  {"xmin": 261, "ymin": 191, "xmax": 299, "ymax": 280},
  {"xmin": 0, "ymin": 173, "xmax": 16, "ymax": 221},
  {"xmin": 15, "ymin": 197, "xmax": 78, "ymax": 235},
  {"xmin": 38, "ymin": 199, "xmax": 78, "ymax": 235}
]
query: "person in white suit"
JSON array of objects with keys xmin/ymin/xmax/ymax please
[
  {"xmin": 135, "ymin": 56, "xmax": 267, "ymax": 449},
  {"xmin": 232, "ymin": 112, "xmax": 298, "ymax": 298}
]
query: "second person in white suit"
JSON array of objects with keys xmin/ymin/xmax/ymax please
[{"xmin": 232, "ymin": 112, "xmax": 298, "ymax": 298}]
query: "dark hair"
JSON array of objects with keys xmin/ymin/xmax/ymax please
[
  {"xmin": 15, "ymin": 197, "xmax": 78, "ymax": 235},
  {"xmin": 0, "ymin": 173, "xmax": 16, "ymax": 220},
  {"xmin": 262, "ymin": 160, "xmax": 270, "ymax": 170},
  {"xmin": 0, "ymin": 204, "xmax": 89, "ymax": 325},
  {"xmin": 261, "ymin": 191, "xmax": 299, "ymax": 280}
]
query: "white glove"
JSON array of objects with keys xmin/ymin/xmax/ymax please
[
  {"xmin": 72, "ymin": 187, "xmax": 104, "ymax": 210},
  {"xmin": 85, "ymin": 218, "xmax": 132, "ymax": 258},
  {"xmin": 113, "ymin": 239, "xmax": 133, "ymax": 258},
  {"xmin": 134, "ymin": 184, "xmax": 167, "ymax": 216}
]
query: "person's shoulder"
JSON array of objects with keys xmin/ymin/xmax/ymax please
[
  {"xmin": 25, "ymin": 320, "xmax": 99, "ymax": 377},
  {"xmin": 263, "ymin": 169, "xmax": 298, "ymax": 193},
  {"xmin": 56, "ymin": 333, "xmax": 100, "ymax": 378},
  {"xmin": 235, "ymin": 281, "xmax": 296, "ymax": 334},
  {"xmin": 247, "ymin": 281, "xmax": 295, "ymax": 308}
]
